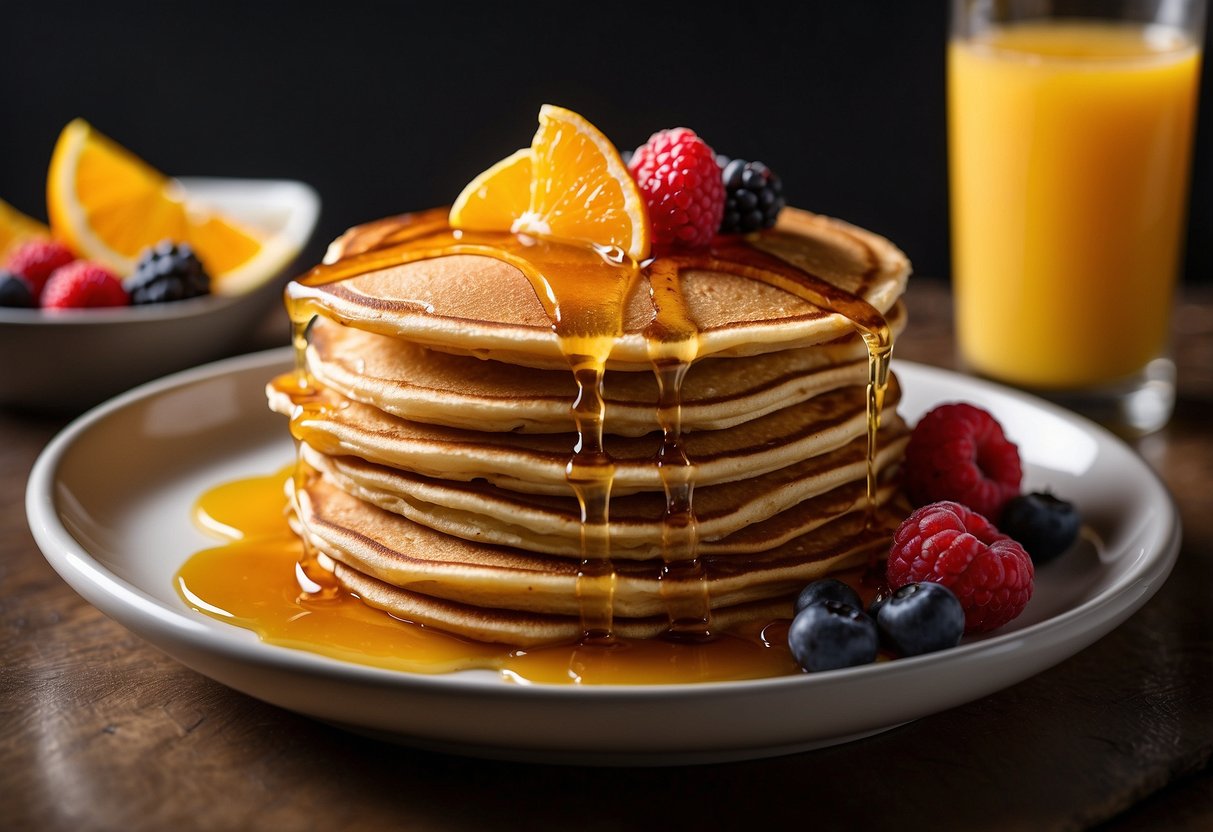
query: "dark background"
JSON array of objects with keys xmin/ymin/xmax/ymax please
[{"xmin": 4, "ymin": 1, "xmax": 1211, "ymax": 282}]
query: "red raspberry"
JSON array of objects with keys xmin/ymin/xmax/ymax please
[
  {"xmin": 41, "ymin": 261, "xmax": 129, "ymax": 309},
  {"xmin": 627, "ymin": 127, "xmax": 725, "ymax": 249},
  {"xmin": 888, "ymin": 501, "xmax": 1034, "ymax": 633},
  {"xmin": 4, "ymin": 239, "xmax": 76, "ymax": 298},
  {"xmin": 903, "ymin": 402, "xmax": 1022, "ymax": 520}
]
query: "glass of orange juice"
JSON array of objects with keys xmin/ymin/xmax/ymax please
[{"xmin": 948, "ymin": 0, "xmax": 1205, "ymax": 435}]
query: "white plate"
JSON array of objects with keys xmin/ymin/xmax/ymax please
[
  {"xmin": 0, "ymin": 177, "xmax": 319, "ymax": 410},
  {"xmin": 26, "ymin": 350, "xmax": 1180, "ymax": 765}
]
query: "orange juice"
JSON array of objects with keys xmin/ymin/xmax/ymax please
[{"xmin": 949, "ymin": 21, "xmax": 1201, "ymax": 389}]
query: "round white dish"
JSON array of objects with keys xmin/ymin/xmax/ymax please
[
  {"xmin": 0, "ymin": 178, "xmax": 319, "ymax": 411},
  {"xmin": 26, "ymin": 350, "xmax": 1180, "ymax": 765}
]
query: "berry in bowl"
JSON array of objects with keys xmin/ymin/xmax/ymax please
[{"xmin": 0, "ymin": 120, "xmax": 319, "ymax": 410}]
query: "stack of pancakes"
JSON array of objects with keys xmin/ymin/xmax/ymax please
[{"xmin": 269, "ymin": 207, "xmax": 912, "ymax": 646}]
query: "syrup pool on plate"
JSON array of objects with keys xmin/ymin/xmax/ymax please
[{"xmin": 176, "ymin": 464, "xmax": 822, "ymax": 684}]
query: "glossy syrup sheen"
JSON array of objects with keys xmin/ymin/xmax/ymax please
[
  {"xmin": 176, "ymin": 215, "xmax": 893, "ymax": 683},
  {"xmin": 178, "ymin": 465, "xmax": 811, "ymax": 683}
]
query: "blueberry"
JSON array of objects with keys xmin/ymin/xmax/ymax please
[
  {"xmin": 876, "ymin": 582, "xmax": 965, "ymax": 657},
  {"xmin": 794, "ymin": 578, "xmax": 863, "ymax": 614},
  {"xmin": 0, "ymin": 270, "xmax": 35, "ymax": 308},
  {"xmin": 867, "ymin": 586, "xmax": 892, "ymax": 619},
  {"xmin": 788, "ymin": 601, "xmax": 878, "ymax": 672},
  {"xmin": 1000, "ymin": 492, "xmax": 1081, "ymax": 565}
]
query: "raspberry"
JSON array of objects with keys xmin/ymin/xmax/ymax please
[
  {"xmin": 627, "ymin": 127, "xmax": 725, "ymax": 249},
  {"xmin": 41, "ymin": 261, "xmax": 128, "ymax": 309},
  {"xmin": 888, "ymin": 501, "xmax": 1034, "ymax": 633},
  {"xmin": 4, "ymin": 239, "xmax": 76, "ymax": 298},
  {"xmin": 903, "ymin": 402, "xmax": 1022, "ymax": 520}
]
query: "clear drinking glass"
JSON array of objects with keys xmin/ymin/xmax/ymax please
[{"xmin": 948, "ymin": 0, "xmax": 1206, "ymax": 435}]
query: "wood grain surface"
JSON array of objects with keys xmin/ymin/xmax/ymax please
[{"xmin": 2, "ymin": 280, "xmax": 1210, "ymax": 831}]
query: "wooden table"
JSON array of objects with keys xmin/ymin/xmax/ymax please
[{"xmin": 2, "ymin": 279, "xmax": 1210, "ymax": 831}]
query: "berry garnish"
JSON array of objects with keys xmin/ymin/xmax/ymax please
[
  {"xmin": 717, "ymin": 157, "xmax": 785, "ymax": 233},
  {"xmin": 0, "ymin": 271, "xmax": 36, "ymax": 308},
  {"xmin": 903, "ymin": 402, "xmax": 1022, "ymax": 520},
  {"xmin": 794, "ymin": 577, "xmax": 862, "ymax": 614},
  {"xmin": 3, "ymin": 238, "xmax": 76, "ymax": 298},
  {"xmin": 888, "ymin": 501, "xmax": 1034, "ymax": 634},
  {"xmin": 41, "ymin": 261, "xmax": 128, "ymax": 309},
  {"xmin": 788, "ymin": 600, "xmax": 879, "ymax": 672},
  {"xmin": 125, "ymin": 240, "xmax": 211, "ymax": 305},
  {"xmin": 627, "ymin": 127, "xmax": 725, "ymax": 249},
  {"xmin": 875, "ymin": 581, "xmax": 965, "ymax": 657},
  {"xmin": 1000, "ymin": 492, "xmax": 1081, "ymax": 565}
]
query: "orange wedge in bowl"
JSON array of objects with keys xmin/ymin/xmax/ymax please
[
  {"xmin": 450, "ymin": 105, "xmax": 650, "ymax": 261},
  {"xmin": 47, "ymin": 119, "xmax": 297, "ymax": 295},
  {"xmin": 0, "ymin": 197, "xmax": 51, "ymax": 259}
]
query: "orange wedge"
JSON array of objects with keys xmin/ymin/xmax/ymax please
[
  {"xmin": 0, "ymin": 197, "xmax": 51, "ymax": 259},
  {"xmin": 450, "ymin": 105, "xmax": 649, "ymax": 261},
  {"xmin": 46, "ymin": 119, "xmax": 275, "ymax": 294}
]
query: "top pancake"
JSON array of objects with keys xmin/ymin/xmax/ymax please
[{"xmin": 291, "ymin": 207, "xmax": 910, "ymax": 369}]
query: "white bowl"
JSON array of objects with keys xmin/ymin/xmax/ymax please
[{"xmin": 0, "ymin": 177, "xmax": 319, "ymax": 411}]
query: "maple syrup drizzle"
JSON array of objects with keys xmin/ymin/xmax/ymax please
[
  {"xmin": 644, "ymin": 258, "xmax": 709, "ymax": 638},
  {"xmin": 179, "ymin": 215, "xmax": 894, "ymax": 681},
  {"xmin": 289, "ymin": 224, "xmax": 641, "ymax": 645},
  {"xmin": 669, "ymin": 239, "xmax": 893, "ymax": 526}
]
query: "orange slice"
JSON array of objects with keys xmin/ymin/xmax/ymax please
[
  {"xmin": 47, "ymin": 119, "xmax": 284, "ymax": 294},
  {"xmin": 449, "ymin": 148, "xmax": 532, "ymax": 231},
  {"xmin": 0, "ymin": 197, "xmax": 51, "ymax": 259},
  {"xmin": 450, "ymin": 105, "xmax": 649, "ymax": 261}
]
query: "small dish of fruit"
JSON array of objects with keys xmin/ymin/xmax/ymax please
[{"xmin": 0, "ymin": 120, "xmax": 319, "ymax": 410}]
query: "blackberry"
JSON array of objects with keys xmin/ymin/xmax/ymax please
[
  {"xmin": 125, "ymin": 240, "xmax": 211, "ymax": 305},
  {"xmin": 0, "ymin": 270, "xmax": 36, "ymax": 308},
  {"xmin": 717, "ymin": 156, "xmax": 785, "ymax": 234}
]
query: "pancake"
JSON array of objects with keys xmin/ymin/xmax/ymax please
[
  {"xmin": 292, "ymin": 477, "xmax": 897, "ymax": 644},
  {"xmin": 271, "ymin": 201, "xmax": 912, "ymax": 647},
  {"xmin": 332, "ymin": 561, "xmax": 793, "ymax": 646},
  {"xmin": 291, "ymin": 207, "xmax": 910, "ymax": 370},
  {"xmin": 268, "ymin": 373, "xmax": 902, "ymax": 496},
  {"xmin": 304, "ymin": 303, "xmax": 907, "ymax": 435},
  {"xmin": 299, "ymin": 421, "xmax": 909, "ymax": 557}
]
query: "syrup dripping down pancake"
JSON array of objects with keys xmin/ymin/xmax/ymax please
[
  {"xmin": 268, "ymin": 202, "xmax": 912, "ymax": 647},
  {"xmin": 267, "ymin": 374, "xmax": 902, "ymax": 496},
  {"xmin": 290, "ymin": 478, "xmax": 899, "ymax": 645},
  {"xmin": 298, "ymin": 421, "xmax": 909, "ymax": 558},
  {"xmin": 304, "ymin": 305, "xmax": 906, "ymax": 435}
]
